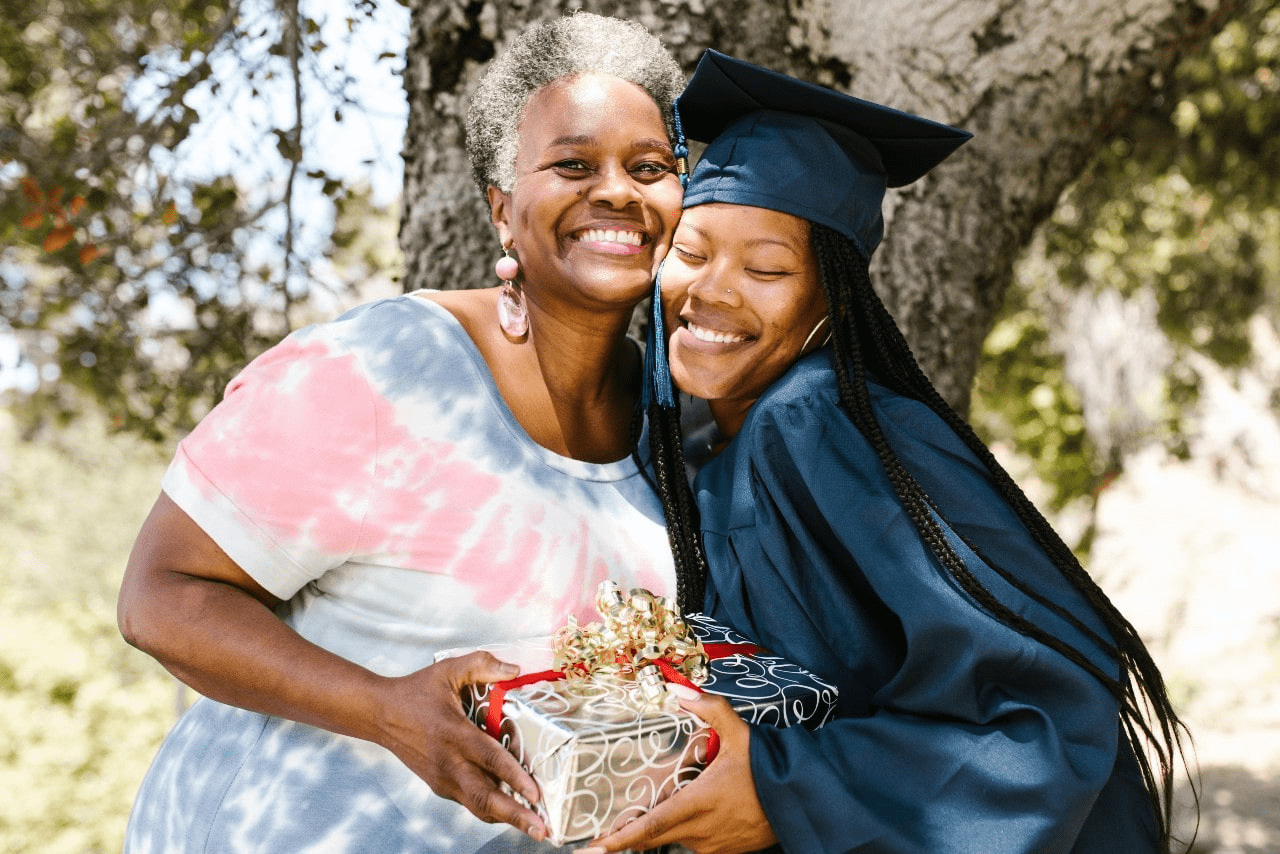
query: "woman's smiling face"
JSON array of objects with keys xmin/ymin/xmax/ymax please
[
  {"xmin": 489, "ymin": 72, "xmax": 682, "ymax": 313},
  {"xmin": 662, "ymin": 202, "xmax": 828, "ymax": 437}
]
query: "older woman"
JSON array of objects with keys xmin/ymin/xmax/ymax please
[
  {"xmin": 588, "ymin": 51, "xmax": 1191, "ymax": 854},
  {"xmin": 117, "ymin": 14, "xmax": 685, "ymax": 853}
]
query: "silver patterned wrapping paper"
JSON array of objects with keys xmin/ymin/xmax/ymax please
[{"xmin": 436, "ymin": 614, "xmax": 838, "ymax": 845}]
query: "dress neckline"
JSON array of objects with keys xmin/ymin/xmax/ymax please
[{"xmin": 406, "ymin": 290, "xmax": 649, "ymax": 482}]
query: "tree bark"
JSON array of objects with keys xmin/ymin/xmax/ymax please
[{"xmin": 399, "ymin": 0, "xmax": 1246, "ymax": 411}]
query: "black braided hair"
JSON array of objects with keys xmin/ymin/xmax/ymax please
[
  {"xmin": 629, "ymin": 373, "xmax": 707, "ymax": 614},
  {"xmin": 646, "ymin": 219, "xmax": 1194, "ymax": 851},
  {"xmin": 810, "ymin": 221, "xmax": 1194, "ymax": 849},
  {"xmin": 642, "ymin": 401, "xmax": 708, "ymax": 614}
]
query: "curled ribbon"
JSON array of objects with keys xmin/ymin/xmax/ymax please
[{"xmin": 552, "ymin": 581, "xmax": 708, "ymax": 691}]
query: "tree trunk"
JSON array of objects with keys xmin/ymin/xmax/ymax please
[{"xmin": 399, "ymin": 0, "xmax": 1245, "ymax": 411}]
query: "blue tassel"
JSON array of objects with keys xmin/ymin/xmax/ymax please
[
  {"xmin": 673, "ymin": 97, "xmax": 690, "ymax": 189},
  {"xmin": 642, "ymin": 261, "xmax": 676, "ymax": 410}
]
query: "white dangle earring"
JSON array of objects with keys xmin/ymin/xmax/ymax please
[{"xmin": 495, "ymin": 247, "xmax": 528, "ymax": 338}]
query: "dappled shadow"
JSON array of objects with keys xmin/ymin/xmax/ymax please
[{"xmin": 1173, "ymin": 764, "xmax": 1280, "ymax": 853}]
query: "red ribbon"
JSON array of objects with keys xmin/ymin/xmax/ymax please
[
  {"xmin": 484, "ymin": 669, "xmax": 565, "ymax": 742},
  {"xmin": 483, "ymin": 642, "xmax": 764, "ymax": 764}
]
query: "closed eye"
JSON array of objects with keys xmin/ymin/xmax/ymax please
[{"xmin": 673, "ymin": 245, "xmax": 706, "ymax": 263}]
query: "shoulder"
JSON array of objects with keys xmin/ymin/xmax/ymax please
[
  {"xmin": 210, "ymin": 292, "xmax": 496, "ymax": 432},
  {"xmin": 324, "ymin": 291, "xmax": 471, "ymax": 350},
  {"xmin": 735, "ymin": 352, "xmax": 846, "ymax": 458},
  {"xmin": 313, "ymin": 292, "xmax": 494, "ymax": 394},
  {"xmin": 727, "ymin": 355, "xmax": 957, "ymax": 498}
]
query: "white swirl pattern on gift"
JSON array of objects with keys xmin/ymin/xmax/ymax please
[{"xmin": 457, "ymin": 614, "xmax": 838, "ymax": 845}]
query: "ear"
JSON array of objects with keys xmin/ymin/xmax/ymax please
[{"xmin": 487, "ymin": 185, "xmax": 513, "ymax": 249}]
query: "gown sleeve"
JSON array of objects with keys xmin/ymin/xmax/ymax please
[{"xmin": 700, "ymin": 379, "xmax": 1150, "ymax": 854}]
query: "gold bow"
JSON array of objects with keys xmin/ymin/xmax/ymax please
[{"xmin": 552, "ymin": 581, "xmax": 709, "ymax": 705}]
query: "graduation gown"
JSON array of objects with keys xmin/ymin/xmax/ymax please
[{"xmin": 694, "ymin": 352, "xmax": 1159, "ymax": 854}]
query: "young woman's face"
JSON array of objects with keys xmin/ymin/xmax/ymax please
[
  {"xmin": 661, "ymin": 202, "xmax": 829, "ymax": 437},
  {"xmin": 489, "ymin": 72, "xmax": 682, "ymax": 313}
]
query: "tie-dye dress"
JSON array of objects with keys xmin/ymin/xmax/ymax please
[{"xmin": 124, "ymin": 292, "xmax": 676, "ymax": 853}]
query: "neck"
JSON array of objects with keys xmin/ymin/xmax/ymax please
[
  {"xmin": 707, "ymin": 398, "xmax": 756, "ymax": 446},
  {"xmin": 527, "ymin": 301, "xmax": 634, "ymax": 400},
  {"xmin": 511, "ymin": 297, "xmax": 642, "ymax": 463}
]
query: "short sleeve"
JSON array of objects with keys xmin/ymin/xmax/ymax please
[{"xmin": 162, "ymin": 327, "xmax": 377, "ymax": 599}]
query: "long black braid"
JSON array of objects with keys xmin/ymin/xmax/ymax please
[
  {"xmin": 646, "ymin": 220, "xmax": 1193, "ymax": 850},
  {"xmin": 638, "ymin": 401, "xmax": 708, "ymax": 613}
]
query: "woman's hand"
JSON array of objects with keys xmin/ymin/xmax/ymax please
[
  {"xmin": 580, "ymin": 687, "xmax": 777, "ymax": 854},
  {"xmin": 374, "ymin": 652, "xmax": 547, "ymax": 839}
]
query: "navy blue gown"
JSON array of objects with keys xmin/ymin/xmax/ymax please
[{"xmin": 693, "ymin": 351, "xmax": 1159, "ymax": 854}]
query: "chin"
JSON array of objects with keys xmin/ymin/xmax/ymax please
[
  {"xmin": 668, "ymin": 359, "xmax": 719, "ymax": 403},
  {"xmin": 571, "ymin": 266, "xmax": 652, "ymax": 305}
]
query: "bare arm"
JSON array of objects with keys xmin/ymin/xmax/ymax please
[{"xmin": 118, "ymin": 491, "xmax": 548, "ymax": 839}]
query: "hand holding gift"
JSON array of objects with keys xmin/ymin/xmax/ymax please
[
  {"xmin": 578, "ymin": 685, "xmax": 778, "ymax": 854},
  {"xmin": 436, "ymin": 581, "xmax": 838, "ymax": 845},
  {"xmin": 376, "ymin": 650, "xmax": 547, "ymax": 838}
]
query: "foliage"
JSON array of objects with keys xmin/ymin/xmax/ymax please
[
  {"xmin": 0, "ymin": 410, "xmax": 176, "ymax": 853},
  {"xmin": 972, "ymin": 0, "xmax": 1280, "ymax": 516},
  {"xmin": 972, "ymin": 271, "xmax": 1097, "ymax": 509},
  {"xmin": 1, "ymin": 0, "xmax": 405, "ymax": 440}
]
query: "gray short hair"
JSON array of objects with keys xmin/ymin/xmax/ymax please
[{"xmin": 466, "ymin": 12, "xmax": 685, "ymax": 196}]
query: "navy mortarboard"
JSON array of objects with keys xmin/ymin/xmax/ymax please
[
  {"xmin": 674, "ymin": 49, "xmax": 972, "ymax": 260},
  {"xmin": 644, "ymin": 51, "xmax": 972, "ymax": 410}
]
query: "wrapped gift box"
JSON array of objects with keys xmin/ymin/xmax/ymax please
[{"xmin": 437, "ymin": 607, "xmax": 837, "ymax": 845}]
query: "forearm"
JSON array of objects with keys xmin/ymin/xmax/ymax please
[
  {"xmin": 118, "ymin": 492, "xmax": 393, "ymax": 746},
  {"xmin": 122, "ymin": 570, "xmax": 388, "ymax": 742},
  {"xmin": 119, "ymin": 491, "xmax": 545, "ymax": 834}
]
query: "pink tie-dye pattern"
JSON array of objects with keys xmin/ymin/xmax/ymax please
[
  {"xmin": 363, "ymin": 447, "xmax": 505, "ymax": 571},
  {"xmin": 183, "ymin": 336, "xmax": 377, "ymax": 557},
  {"xmin": 344, "ymin": 363, "xmax": 654, "ymax": 612},
  {"xmin": 361, "ymin": 401, "xmax": 661, "ymax": 614},
  {"xmin": 456, "ymin": 504, "xmax": 547, "ymax": 611},
  {"xmin": 184, "ymin": 317, "xmax": 670, "ymax": 612},
  {"xmin": 351, "ymin": 387, "xmax": 547, "ymax": 595}
]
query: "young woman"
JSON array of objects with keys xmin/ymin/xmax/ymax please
[
  {"xmin": 117, "ymin": 14, "xmax": 686, "ymax": 853},
  {"xmin": 589, "ymin": 50, "xmax": 1192, "ymax": 854}
]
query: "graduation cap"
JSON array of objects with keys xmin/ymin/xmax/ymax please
[
  {"xmin": 643, "ymin": 51, "xmax": 971, "ymax": 411},
  {"xmin": 674, "ymin": 49, "xmax": 972, "ymax": 260}
]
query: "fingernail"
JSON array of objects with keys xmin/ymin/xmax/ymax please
[
  {"xmin": 667, "ymin": 683, "xmax": 700, "ymax": 702},
  {"xmin": 498, "ymin": 662, "xmax": 520, "ymax": 678},
  {"xmin": 578, "ymin": 847, "xmax": 605, "ymax": 854},
  {"xmin": 525, "ymin": 822, "xmax": 545, "ymax": 842}
]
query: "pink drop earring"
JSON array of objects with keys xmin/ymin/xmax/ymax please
[{"xmin": 495, "ymin": 247, "xmax": 528, "ymax": 338}]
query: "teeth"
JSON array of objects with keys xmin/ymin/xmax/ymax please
[
  {"xmin": 579, "ymin": 229, "xmax": 643, "ymax": 246},
  {"xmin": 688, "ymin": 322, "xmax": 746, "ymax": 344}
]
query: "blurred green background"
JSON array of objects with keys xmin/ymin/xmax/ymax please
[{"xmin": 0, "ymin": 412, "xmax": 173, "ymax": 853}]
